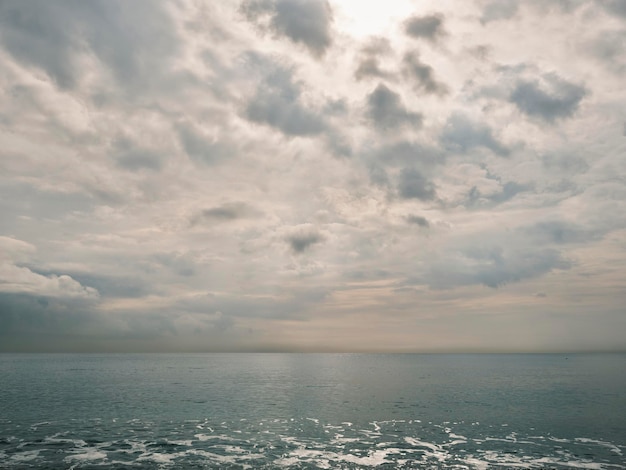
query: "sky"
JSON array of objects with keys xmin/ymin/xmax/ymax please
[{"xmin": 0, "ymin": 0, "xmax": 625, "ymax": 353}]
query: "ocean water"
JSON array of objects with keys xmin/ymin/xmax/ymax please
[{"xmin": 0, "ymin": 353, "xmax": 624, "ymax": 469}]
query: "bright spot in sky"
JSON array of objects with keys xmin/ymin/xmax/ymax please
[{"xmin": 333, "ymin": 0, "xmax": 417, "ymax": 38}]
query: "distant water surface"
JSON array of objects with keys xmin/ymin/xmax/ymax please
[{"xmin": 0, "ymin": 353, "xmax": 625, "ymax": 468}]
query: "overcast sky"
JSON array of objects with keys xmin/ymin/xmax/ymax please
[{"xmin": 1, "ymin": 0, "xmax": 625, "ymax": 352}]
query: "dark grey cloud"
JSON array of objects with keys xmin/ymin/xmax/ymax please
[
  {"xmin": 355, "ymin": 57, "xmax": 391, "ymax": 81},
  {"xmin": 466, "ymin": 181, "xmax": 532, "ymax": 206},
  {"xmin": 441, "ymin": 114, "xmax": 510, "ymax": 156},
  {"xmin": 368, "ymin": 164, "xmax": 391, "ymax": 188},
  {"xmin": 403, "ymin": 52, "xmax": 447, "ymax": 95},
  {"xmin": 542, "ymin": 151, "xmax": 589, "ymax": 175},
  {"xmin": 177, "ymin": 124, "xmax": 233, "ymax": 164},
  {"xmin": 286, "ymin": 231, "xmax": 323, "ymax": 253},
  {"xmin": 245, "ymin": 63, "xmax": 326, "ymax": 136},
  {"xmin": 429, "ymin": 247, "xmax": 571, "ymax": 289},
  {"xmin": 373, "ymin": 141, "xmax": 442, "ymax": 168},
  {"xmin": 404, "ymin": 14, "xmax": 445, "ymax": 42},
  {"xmin": 524, "ymin": 221, "xmax": 601, "ymax": 244},
  {"xmin": 510, "ymin": 75, "xmax": 587, "ymax": 123},
  {"xmin": 0, "ymin": 292, "xmax": 247, "ymax": 352},
  {"xmin": 241, "ymin": 0, "xmax": 333, "ymax": 56},
  {"xmin": 153, "ymin": 252, "xmax": 197, "ymax": 277},
  {"xmin": 354, "ymin": 37, "xmax": 394, "ymax": 81},
  {"xmin": 481, "ymin": 1, "xmax": 586, "ymax": 24},
  {"xmin": 192, "ymin": 202, "xmax": 258, "ymax": 225},
  {"xmin": 397, "ymin": 167, "xmax": 437, "ymax": 201},
  {"xmin": 113, "ymin": 138, "xmax": 164, "ymax": 171},
  {"xmin": 0, "ymin": 0, "xmax": 178, "ymax": 89},
  {"xmin": 587, "ymin": 29, "xmax": 626, "ymax": 73},
  {"xmin": 366, "ymin": 83, "xmax": 422, "ymax": 131},
  {"xmin": 406, "ymin": 215, "xmax": 430, "ymax": 227},
  {"xmin": 602, "ymin": 0, "xmax": 626, "ymax": 17},
  {"xmin": 0, "ymin": 293, "xmax": 99, "ymax": 348},
  {"xmin": 481, "ymin": 0, "xmax": 520, "ymax": 23}
]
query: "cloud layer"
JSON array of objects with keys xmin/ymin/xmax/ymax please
[{"xmin": 1, "ymin": 0, "xmax": 625, "ymax": 352}]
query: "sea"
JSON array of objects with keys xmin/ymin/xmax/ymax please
[{"xmin": 0, "ymin": 353, "xmax": 624, "ymax": 469}]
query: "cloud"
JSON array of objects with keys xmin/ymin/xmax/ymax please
[
  {"xmin": 524, "ymin": 220, "xmax": 602, "ymax": 244},
  {"xmin": 177, "ymin": 124, "xmax": 233, "ymax": 165},
  {"xmin": 397, "ymin": 167, "xmax": 437, "ymax": 201},
  {"xmin": 241, "ymin": 0, "xmax": 333, "ymax": 56},
  {"xmin": 0, "ymin": 263, "xmax": 99, "ymax": 299},
  {"xmin": 245, "ymin": 62, "xmax": 326, "ymax": 136},
  {"xmin": 587, "ymin": 29, "xmax": 626, "ymax": 73},
  {"xmin": 366, "ymin": 83, "xmax": 422, "ymax": 131},
  {"xmin": 372, "ymin": 141, "xmax": 442, "ymax": 168},
  {"xmin": 354, "ymin": 37, "xmax": 394, "ymax": 81},
  {"xmin": 285, "ymin": 225, "xmax": 324, "ymax": 253},
  {"xmin": 0, "ymin": 236, "xmax": 99, "ymax": 299},
  {"xmin": 0, "ymin": 0, "xmax": 179, "ymax": 89},
  {"xmin": 404, "ymin": 14, "xmax": 445, "ymax": 42},
  {"xmin": 466, "ymin": 181, "xmax": 532, "ymax": 206},
  {"xmin": 403, "ymin": 52, "xmax": 447, "ymax": 95},
  {"xmin": 45, "ymin": 271, "xmax": 148, "ymax": 299},
  {"xmin": 406, "ymin": 215, "xmax": 430, "ymax": 227},
  {"xmin": 481, "ymin": 0, "xmax": 520, "ymax": 23},
  {"xmin": 153, "ymin": 252, "xmax": 197, "ymax": 277},
  {"xmin": 441, "ymin": 114, "xmax": 510, "ymax": 156},
  {"xmin": 113, "ymin": 137, "xmax": 164, "ymax": 171},
  {"xmin": 541, "ymin": 151, "xmax": 589, "ymax": 175},
  {"xmin": 600, "ymin": 0, "xmax": 626, "ymax": 18},
  {"xmin": 428, "ymin": 246, "xmax": 571, "ymax": 289},
  {"xmin": 192, "ymin": 202, "xmax": 259, "ymax": 224},
  {"xmin": 0, "ymin": 236, "xmax": 35, "ymax": 261},
  {"xmin": 0, "ymin": 0, "xmax": 625, "ymax": 353},
  {"xmin": 509, "ymin": 74, "xmax": 587, "ymax": 123}
]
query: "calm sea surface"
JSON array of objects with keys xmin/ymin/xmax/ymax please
[{"xmin": 0, "ymin": 353, "xmax": 625, "ymax": 469}]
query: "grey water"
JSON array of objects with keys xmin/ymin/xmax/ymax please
[{"xmin": 0, "ymin": 353, "xmax": 625, "ymax": 469}]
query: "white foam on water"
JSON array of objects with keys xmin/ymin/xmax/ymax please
[
  {"xmin": 462, "ymin": 447, "xmax": 626, "ymax": 470},
  {"xmin": 184, "ymin": 448, "xmax": 263, "ymax": 467},
  {"xmin": 447, "ymin": 439, "xmax": 468, "ymax": 447},
  {"xmin": 194, "ymin": 433, "xmax": 234, "ymax": 442},
  {"xmin": 576, "ymin": 438, "xmax": 624, "ymax": 456},
  {"xmin": 404, "ymin": 437, "xmax": 441, "ymax": 454},
  {"xmin": 45, "ymin": 436, "xmax": 88, "ymax": 447},
  {"xmin": 341, "ymin": 449, "xmax": 393, "ymax": 466},
  {"xmin": 166, "ymin": 439, "xmax": 193, "ymax": 446},
  {"xmin": 484, "ymin": 436, "xmax": 516, "ymax": 443},
  {"xmin": 472, "ymin": 450, "xmax": 530, "ymax": 468},
  {"xmin": 10, "ymin": 450, "xmax": 41, "ymax": 462},
  {"xmin": 64, "ymin": 450, "xmax": 107, "ymax": 462},
  {"xmin": 136, "ymin": 451, "xmax": 177, "ymax": 465},
  {"xmin": 534, "ymin": 456, "xmax": 604, "ymax": 469},
  {"xmin": 463, "ymin": 456, "xmax": 489, "ymax": 470},
  {"xmin": 404, "ymin": 437, "xmax": 448, "ymax": 462},
  {"xmin": 331, "ymin": 434, "xmax": 360, "ymax": 444},
  {"xmin": 220, "ymin": 445, "xmax": 253, "ymax": 455},
  {"xmin": 30, "ymin": 421, "xmax": 51, "ymax": 428},
  {"xmin": 120, "ymin": 438, "xmax": 148, "ymax": 455},
  {"xmin": 277, "ymin": 447, "xmax": 394, "ymax": 468},
  {"xmin": 306, "ymin": 418, "xmax": 319, "ymax": 424}
]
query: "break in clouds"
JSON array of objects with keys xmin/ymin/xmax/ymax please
[{"xmin": 0, "ymin": 0, "xmax": 625, "ymax": 352}]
